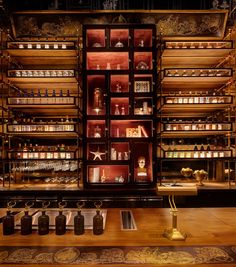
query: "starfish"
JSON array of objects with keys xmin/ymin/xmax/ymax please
[{"xmin": 90, "ymin": 147, "xmax": 105, "ymax": 160}]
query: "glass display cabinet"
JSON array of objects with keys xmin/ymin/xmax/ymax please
[{"xmin": 83, "ymin": 24, "xmax": 157, "ymax": 187}]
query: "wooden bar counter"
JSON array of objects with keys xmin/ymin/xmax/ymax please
[{"xmin": 1, "ymin": 207, "xmax": 236, "ymax": 266}]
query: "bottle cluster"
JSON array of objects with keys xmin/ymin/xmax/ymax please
[
  {"xmin": 165, "ymin": 120, "xmax": 231, "ymax": 131},
  {"xmin": 165, "ymin": 41, "xmax": 230, "ymax": 49},
  {"xmin": 10, "ymin": 117, "xmax": 75, "ymax": 132},
  {"xmin": 9, "ymin": 89, "xmax": 74, "ymax": 105},
  {"xmin": 166, "ymin": 144, "xmax": 230, "ymax": 159},
  {"xmin": 165, "ymin": 92, "xmax": 229, "ymax": 105},
  {"xmin": 165, "ymin": 69, "xmax": 231, "ymax": 77},
  {"xmin": 10, "ymin": 143, "xmax": 74, "ymax": 160},
  {"xmin": 9, "ymin": 69, "xmax": 74, "ymax": 77},
  {"xmin": 17, "ymin": 43, "xmax": 69, "ymax": 49},
  {"xmin": 2, "ymin": 201, "xmax": 104, "ymax": 236}
]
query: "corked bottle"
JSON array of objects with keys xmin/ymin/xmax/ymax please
[
  {"xmin": 2, "ymin": 201, "xmax": 16, "ymax": 235},
  {"xmin": 38, "ymin": 201, "xmax": 50, "ymax": 235},
  {"xmin": 93, "ymin": 201, "xmax": 103, "ymax": 235},
  {"xmin": 55, "ymin": 201, "xmax": 67, "ymax": 235},
  {"xmin": 74, "ymin": 201, "xmax": 85, "ymax": 235},
  {"xmin": 21, "ymin": 201, "xmax": 34, "ymax": 235}
]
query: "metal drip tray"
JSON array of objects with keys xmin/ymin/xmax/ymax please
[
  {"xmin": 15, "ymin": 209, "xmax": 107, "ymax": 230},
  {"xmin": 120, "ymin": 210, "xmax": 137, "ymax": 230}
]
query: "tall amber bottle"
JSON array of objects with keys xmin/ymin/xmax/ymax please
[
  {"xmin": 74, "ymin": 201, "xmax": 85, "ymax": 235},
  {"xmin": 55, "ymin": 202, "xmax": 67, "ymax": 235},
  {"xmin": 2, "ymin": 201, "xmax": 16, "ymax": 235},
  {"xmin": 21, "ymin": 201, "xmax": 34, "ymax": 235},
  {"xmin": 93, "ymin": 201, "xmax": 103, "ymax": 235},
  {"xmin": 38, "ymin": 201, "xmax": 50, "ymax": 235}
]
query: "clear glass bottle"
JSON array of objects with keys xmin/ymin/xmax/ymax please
[{"xmin": 93, "ymin": 201, "xmax": 103, "ymax": 235}]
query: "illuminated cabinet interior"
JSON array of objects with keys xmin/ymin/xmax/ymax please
[{"xmin": 83, "ymin": 25, "xmax": 157, "ymax": 187}]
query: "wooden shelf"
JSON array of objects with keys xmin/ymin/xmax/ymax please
[
  {"xmin": 161, "ymin": 76, "xmax": 232, "ymax": 89},
  {"xmin": 162, "ymin": 41, "xmax": 233, "ymax": 67},
  {"xmin": 7, "ymin": 76, "xmax": 77, "ymax": 83},
  {"xmin": 161, "ymin": 130, "xmax": 230, "ymax": 138},
  {"xmin": 7, "ymin": 49, "xmax": 77, "ymax": 57},
  {"xmin": 159, "ymin": 103, "xmax": 232, "ymax": 117},
  {"xmin": 7, "ymin": 132, "xmax": 78, "ymax": 139}
]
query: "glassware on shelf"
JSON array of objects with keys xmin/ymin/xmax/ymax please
[
  {"xmin": 136, "ymin": 61, "xmax": 148, "ymax": 70},
  {"xmin": 92, "ymin": 42, "xmax": 103, "ymax": 48},
  {"xmin": 94, "ymin": 125, "xmax": 102, "ymax": 138},
  {"xmin": 93, "ymin": 87, "xmax": 103, "ymax": 114},
  {"xmin": 138, "ymin": 40, "xmax": 144, "ymax": 47},
  {"xmin": 115, "ymin": 39, "xmax": 124, "ymax": 47},
  {"xmin": 114, "ymin": 104, "xmax": 120, "ymax": 115}
]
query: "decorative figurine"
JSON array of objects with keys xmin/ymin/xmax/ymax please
[
  {"xmin": 181, "ymin": 167, "xmax": 193, "ymax": 178},
  {"xmin": 90, "ymin": 147, "xmax": 106, "ymax": 160},
  {"xmin": 193, "ymin": 169, "xmax": 208, "ymax": 186},
  {"xmin": 137, "ymin": 156, "xmax": 147, "ymax": 176}
]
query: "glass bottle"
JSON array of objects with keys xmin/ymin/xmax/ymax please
[
  {"xmin": 2, "ymin": 201, "xmax": 16, "ymax": 235},
  {"xmin": 55, "ymin": 202, "xmax": 67, "ymax": 235},
  {"xmin": 114, "ymin": 104, "xmax": 120, "ymax": 115},
  {"xmin": 38, "ymin": 201, "xmax": 50, "ymax": 235},
  {"xmin": 93, "ymin": 87, "xmax": 103, "ymax": 112},
  {"xmin": 121, "ymin": 106, "xmax": 125, "ymax": 115},
  {"xmin": 166, "ymin": 143, "xmax": 173, "ymax": 158},
  {"xmin": 74, "ymin": 201, "xmax": 85, "ymax": 235},
  {"xmin": 93, "ymin": 201, "xmax": 103, "ymax": 235},
  {"xmin": 23, "ymin": 143, "xmax": 28, "ymax": 159},
  {"xmin": 193, "ymin": 144, "xmax": 199, "ymax": 158},
  {"xmin": 21, "ymin": 201, "xmax": 34, "ymax": 235},
  {"xmin": 200, "ymin": 144, "xmax": 205, "ymax": 158},
  {"xmin": 206, "ymin": 144, "xmax": 212, "ymax": 158}
]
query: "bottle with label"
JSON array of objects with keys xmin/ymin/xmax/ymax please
[
  {"xmin": 38, "ymin": 201, "xmax": 50, "ymax": 235},
  {"xmin": 2, "ymin": 201, "xmax": 16, "ymax": 235},
  {"xmin": 17, "ymin": 143, "xmax": 22, "ymax": 159},
  {"xmin": 166, "ymin": 143, "xmax": 173, "ymax": 158},
  {"xmin": 23, "ymin": 143, "xmax": 28, "ymax": 159},
  {"xmin": 21, "ymin": 201, "xmax": 34, "ymax": 235},
  {"xmin": 93, "ymin": 201, "xmax": 103, "ymax": 235},
  {"xmin": 193, "ymin": 144, "xmax": 199, "ymax": 158},
  {"xmin": 200, "ymin": 144, "xmax": 205, "ymax": 158},
  {"xmin": 74, "ymin": 201, "xmax": 85, "ymax": 235},
  {"xmin": 206, "ymin": 144, "xmax": 212, "ymax": 158},
  {"xmin": 55, "ymin": 202, "xmax": 67, "ymax": 235}
]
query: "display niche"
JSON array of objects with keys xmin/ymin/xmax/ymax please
[{"xmin": 83, "ymin": 24, "xmax": 157, "ymax": 187}]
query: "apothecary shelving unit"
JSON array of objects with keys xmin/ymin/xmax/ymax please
[
  {"xmin": 2, "ymin": 34, "xmax": 83, "ymax": 188},
  {"xmin": 157, "ymin": 39, "xmax": 235, "ymax": 184},
  {"xmin": 83, "ymin": 24, "xmax": 157, "ymax": 188}
]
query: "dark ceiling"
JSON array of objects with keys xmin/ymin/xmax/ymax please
[{"xmin": 4, "ymin": 0, "xmax": 214, "ymax": 11}]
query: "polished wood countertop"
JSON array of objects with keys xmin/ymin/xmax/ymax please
[{"xmin": 1, "ymin": 207, "xmax": 236, "ymax": 266}]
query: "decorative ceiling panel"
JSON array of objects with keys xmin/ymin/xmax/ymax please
[{"xmin": 11, "ymin": 10, "xmax": 228, "ymax": 40}]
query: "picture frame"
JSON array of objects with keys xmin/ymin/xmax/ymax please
[{"xmin": 134, "ymin": 77, "xmax": 152, "ymax": 93}]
